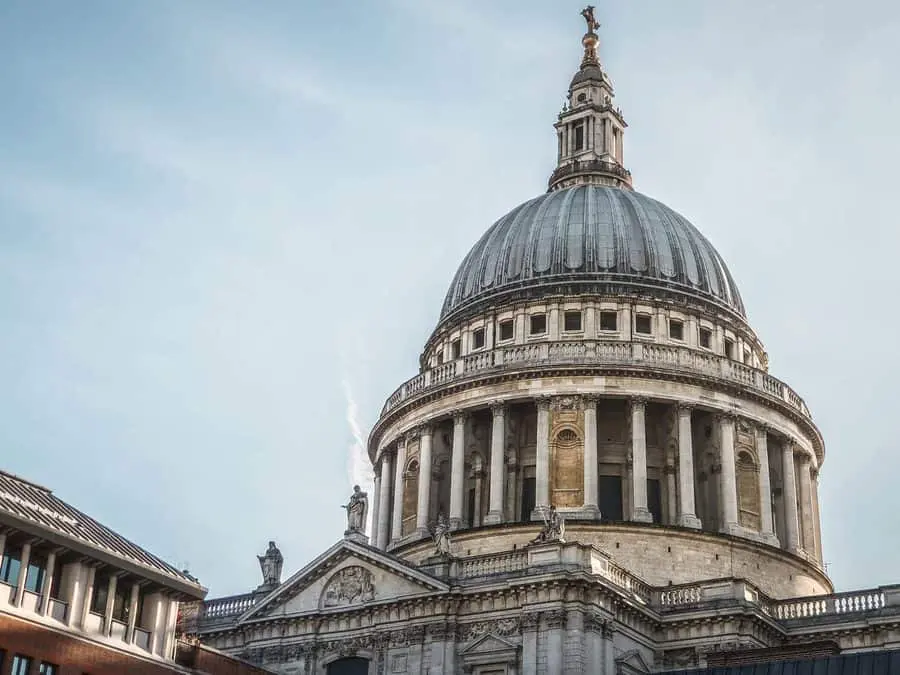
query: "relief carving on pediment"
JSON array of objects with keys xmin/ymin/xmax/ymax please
[{"xmin": 320, "ymin": 565, "xmax": 376, "ymax": 608}]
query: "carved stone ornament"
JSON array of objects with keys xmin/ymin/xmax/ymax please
[
  {"xmin": 320, "ymin": 566, "xmax": 376, "ymax": 608},
  {"xmin": 521, "ymin": 612, "xmax": 540, "ymax": 630},
  {"xmin": 457, "ymin": 617, "xmax": 521, "ymax": 642},
  {"xmin": 543, "ymin": 609, "xmax": 567, "ymax": 629}
]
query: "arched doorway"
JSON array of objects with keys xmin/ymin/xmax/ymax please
[{"xmin": 326, "ymin": 657, "xmax": 369, "ymax": 675}]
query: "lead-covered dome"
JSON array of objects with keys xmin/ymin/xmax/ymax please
[{"xmin": 441, "ymin": 185, "xmax": 745, "ymax": 322}]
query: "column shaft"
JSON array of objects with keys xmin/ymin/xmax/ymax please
[
  {"xmin": 485, "ymin": 405, "xmax": 506, "ymax": 525},
  {"xmin": 370, "ymin": 473, "xmax": 381, "ymax": 542},
  {"xmin": 14, "ymin": 541, "xmax": 32, "ymax": 607},
  {"xmin": 719, "ymin": 415, "xmax": 740, "ymax": 532},
  {"xmin": 415, "ymin": 427, "xmax": 433, "ymax": 535},
  {"xmin": 125, "ymin": 583, "xmax": 140, "ymax": 642},
  {"xmin": 80, "ymin": 565, "xmax": 96, "ymax": 630},
  {"xmin": 535, "ymin": 399, "xmax": 551, "ymax": 512},
  {"xmin": 583, "ymin": 398, "xmax": 599, "ymax": 516},
  {"xmin": 449, "ymin": 413, "xmax": 466, "ymax": 529},
  {"xmin": 39, "ymin": 550, "xmax": 57, "ymax": 615},
  {"xmin": 391, "ymin": 438, "xmax": 408, "ymax": 543},
  {"xmin": 376, "ymin": 453, "xmax": 394, "ymax": 549},
  {"xmin": 677, "ymin": 406, "xmax": 701, "ymax": 528},
  {"xmin": 781, "ymin": 441, "xmax": 800, "ymax": 552},
  {"xmin": 630, "ymin": 400, "xmax": 652, "ymax": 522},
  {"xmin": 103, "ymin": 574, "xmax": 118, "ymax": 634},
  {"xmin": 755, "ymin": 426, "xmax": 777, "ymax": 542},
  {"xmin": 798, "ymin": 455, "xmax": 815, "ymax": 555}
]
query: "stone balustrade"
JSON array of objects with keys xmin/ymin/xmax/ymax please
[
  {"xmin": 459, "ymin": 550, "xmax": 529, "ymax": 578},
  {"xmin": 770, "ymin": 588, "xmax": 888, "ymax": 620},
  {"xmin": 381, "ymin": 340, "xmax": 810, "ymax": 419},
  {"xmin": 202, "ymin": 593, "xmax": 257, "ymax": 620}
]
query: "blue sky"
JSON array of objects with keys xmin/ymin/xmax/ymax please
[{"xmin": 2, "ymin": 0, "xmax": 899, "ymax": 596}]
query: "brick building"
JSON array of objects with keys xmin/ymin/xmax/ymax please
[{"xmin": 0, "ymin": 469, "xmax": 269, "ymax": 674}]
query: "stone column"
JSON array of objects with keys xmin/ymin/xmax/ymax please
[
  {"xmin": 718, "ymin": 414, "xmax": 740, "ymax": 533},
  {"xmin": 64, "ymin": 562, "xmax": 85, "ymax": 628},
  {"xmin": 665, "ymin": 464, "xmax": 677, "ymax": 525},
  {"xmin": 545, "ymin": 610, "xmax": 566, "ymax": 674},
  {"xmin": 755, "ymin": 425, "xmax": 778, "ymax": 544},
  {"xmin": 630, "ymin": 399, "xmax": 652, "ymax": 522},
  {"xmin": 535, "ymin": 398, "xmax": 551, "ymax": 513},
  {"xmin": 103, "ymin": 573, "xmax": 118, "ymax": 634},
  {"xmin": 14, "ymin": 540, "xmax": 32, "ymax": 607},
  {"xmin": 797, "ymin": 454, "xmax": 815, "ymax": 555},
  {"xmin": 582, "ymin": 396, "xmax": 600, "ymax": 518},
  {"xmin": 125, "ymin": 583, "xmax": 140, "ymax": 643},
  {"xmin": 811, "ymin": 468, "xmax": 823, "ymax": 562},
  {"xmin": 781, "ymin": 440, "xmax": 800, "ymax": 553},
  {"xmin": 449, "ymin": 412, "xmax": 467, "ymax": 529},
  {"xmin": 370, "ymin": 471, "xmax": 381, "ymax": 542},
  {"xmin": 521, "ymin": 612, "xmax": 539, "ymax": 673},
  {"xmin": 376, "ymin": 452, "xmax": 394, "ymax": 549},
  {"xmin": 416, "ymin": 425, "xmax": 434, "ymax": 536},
  {"xmin": 485, "ymin": 403, "xmax": 506, "ymax": 525},
  {"xmin": 38, "ymin": 549, "xmax": 58, "ymax": 615},
  {"xmin": 391, "ymin": 437, "xmax": 408, "ymax": 544},
  {"xmin": 676, "ymin": 405, "xmax": 701, "ymax": 528}
]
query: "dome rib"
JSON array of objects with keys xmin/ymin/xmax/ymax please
[{"xmin": 440, "ymin": 185, "xmax": 746, "ymax": 321}]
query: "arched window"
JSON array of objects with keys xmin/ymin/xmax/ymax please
[
  {"xmin": 551, "ymin": 426, "xmax": 583, "ymax": 508},
  {"xmin": 401, "ymin": 459, "xmax": 419, "ymax": 536},
  {"xmin": 327, "ymin": 657, "xmax": 369, "ymax": 675},
  {"xmin": 737, "ymin": 450, "xmax": 761, "ymax": 531}
]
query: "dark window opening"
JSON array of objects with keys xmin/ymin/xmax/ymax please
[
  {"xmin": 23, "ymin": 555, "xmax": 45, "ymax": 594},
  {"xmin": 0, "ymin": 547, "xmax": 22, "ymax": 586},
  {"xmin": 436, "ymin": 352, "xmax": 444, "ymax": 365},
  {"xmin": 635, "ymin": 314, "xmax": 652, "ymax": 335},
  {"xmin": 451, "ymin": 339, "xmax": 461, "ymax": 360},
  {"xmin": 599, "ymin": 311, "xmax": 618, "ymax": 332},
  {"xmin": 598, "ymin": 476, "xmax": 624, "ymax": 522},
  {"xmin": 647, "ymin": 479, "xmax": 662, "ymax": 524},
  {"xmin": 326, "ymin": 658, "xmax": 370, "ymax": 675},
  {"xmin": 529, "ymin": 314, "xmax": 547, "ymax": 335},
  {"xmin": 700, "ymin": 327, "xmax": 712, "ymax": 349},
  {"xmin": 724, "ymin": 338, "xmax": 735, "ymax": 359},
  {"xmin": 564, "ymin": 310, "xmax": 582, "ymax": 332},
  {"xmin": 472, "ymin": 328, "xmax": 485, "ymax": 350},
  {"xmin": 112, "ymin": 583, "xmax": 129, "ymax": 622},
  {"xmin": 744, "ymin": 350, "xmax": 752, "ymax": 364},
  {"xmin": 521, "ymin": 477, "xmax": 536, "ymax": 522},
  {"xmin": 91, "ymin": 575, "xmax": 109, "ymax": 614},
  {"xmin": 498, "ymin": 319, "xmax": 514, "ymax": 341},
  {"xmin": 11, "ymin": 655, "xmax": 32, "ymax": 675},
  {"xmin": 574, "ymin": 123, "xmax": 585, "ymax": 150},
  {"xmin": 467, "ymin": 488, "xmax": 476, "ymax": 528},
  {"xmin": 669, "ymin": 319, "xmax": 684, "ymax": 341}
]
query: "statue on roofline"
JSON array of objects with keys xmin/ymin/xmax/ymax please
[
  {"xmin": 343, "ymin": 484, "xmax": 368, "ymax": 534},
  {"xmin": 257, "ymin": 541, "xmax": 284, "ymax": 587}
]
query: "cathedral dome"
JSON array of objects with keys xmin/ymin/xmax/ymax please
[{"xmin": 440, "ymin": 184, "xmax": 746, "ymax": 322}]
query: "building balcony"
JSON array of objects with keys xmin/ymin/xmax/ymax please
[{"xmin": 380, "ymin": 339, "xmax": 811, "ymax": 421}]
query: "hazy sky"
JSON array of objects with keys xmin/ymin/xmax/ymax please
[{"xmin": 2, "ymin": 0, "xmax": 899, "ymax": 597}]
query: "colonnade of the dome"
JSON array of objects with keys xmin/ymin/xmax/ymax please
[{"xmin": 371, "ymin": 393, "xmax": 822, "ymax": 568}]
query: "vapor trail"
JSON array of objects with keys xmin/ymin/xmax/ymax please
[{"xmin": 342, "ymin": 377, "xmax": 374, "ymax": 535}]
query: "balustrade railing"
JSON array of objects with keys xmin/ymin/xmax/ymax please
[
  {"xmin": 459, "ymin": 550, "xmax": 529, "ymax": 578},
  {"xmin": 598, "ymin": 559, "xmax": 652, "ymax": 604},
  {"xmin": 381, "ymin": 340, "xmax": 811, "ymax": 419},
  {"xmin": 771, "ymin": 588, "xmax": 887, "ymax": 620},
  {"xmin": 659, "ymin": 585, "xmax": 703, "ymax": 606},
  {"xmin": 201, "ymin": 593, "xmax": 257, "ymax": 620}
]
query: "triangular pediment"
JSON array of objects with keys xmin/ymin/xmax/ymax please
[
  {"xmin": 238, "ymin": 539, "xmax": 448, "ymax": 622},
  {"xmin": 460, "ymin": 633, "xmax": 518, "ymax": 655},
  {"xmin": 616, "ymin": 649, "xmax": 651, "ymax": 674}
]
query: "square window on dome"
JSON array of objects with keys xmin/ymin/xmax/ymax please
[
  {"xmin": 724, "ymin": 338, "xmax": 735, "ymax": 359},
  {"xmin": 635, "ymin": 314, "xmax": 652, "ymax": 335},
  {"xmin": 669, "ymin": 319, "xmax": 684, "ymax": 341},
  {"xmin": 498, "ymin": 319, "xmax": 514, "ymax": 342},
  {"xmin": 451, "ymin": 339, "xmax": 461, "ymax": 359},
  {"xmin": 599, "ymin": 311, "xmax": 618, "ymax": 332},
  {"xmin": 530, "ymin": 314, "xmax": 547, "ymax": 335},
  {"xmin": 564, "ymin": 310, "xmax": 582, "ymax": 332},
  {"xmin": 472, "ymin": 328, "xmax": 485, "ymax": 350},
  {"xmin": 700, "ymin": 327, "xmax": 712, "ymax": 349}
]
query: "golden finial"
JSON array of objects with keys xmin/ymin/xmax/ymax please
[{"xmin": 580, "ymin": 6, "xmax": 601, "ymax": 66}]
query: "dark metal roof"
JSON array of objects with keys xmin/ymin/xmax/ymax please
[
  {"xmin": 667, "ymin": 649, "xmax": 900, "ymax": 675},
  {"xmin": 0, "ymin": 470, "xmax": 205, "ymax": 597},
  {"xmin": 440, "ymin": 185, "xmax": 746, "ymax": 322}
]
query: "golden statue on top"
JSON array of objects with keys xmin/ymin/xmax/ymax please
[{"xmin": 581, "ymin": 6, "xmax": 600, "ymax": 34}]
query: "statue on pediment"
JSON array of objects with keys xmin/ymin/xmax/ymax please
[
  {"xmin": 257, "ymin": 541, "xmax": 284, "ymax": 587},
  {"xmin": 342, "ymin": 485, "xmax": 368, "ymax": 534},
  {"xmin": 531, "ymin": 505, "xmax": 566, "ymax": 544}
]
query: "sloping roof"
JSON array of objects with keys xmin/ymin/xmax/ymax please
[
  {"xmin": 668, "ymin": 648, "xmax": 900, "ymax": 675},
  {"xmin": 0, "ymin": 470, "xmax": 206, "ymax": 598}
]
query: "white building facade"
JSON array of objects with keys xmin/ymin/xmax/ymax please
[{"xmin": 192, "ymin": 9, "xmax": 900, "ymax": 675}]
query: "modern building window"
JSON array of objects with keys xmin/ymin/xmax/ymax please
[
  {"xmin": 471, "ymin": 328, "xmax": 485, "ymax": 350},
  {"xmin": 112, "ymin": 583, "xmax": 129, "ymax": 622},
  {"xmin": 11, "ymin": 655, "xmax": 32, "ymax": 675},
  {"xmin": 563, "ymin": 310, "xmax": 582, "ymax": 332},
  {"xmin": 699, "ymin": 327, "xmax": 712, "ymax": 349},
  {"xmin": 724, "ymin": 338, "xmax": 735, "ymax": 360},
  {"xmin": 498, "ymin": 319, "xmax": 514, "ymax": 341},
  {"xmin": 599, "ymin": 310, "xmax": 618, "ymax": 332},
  {"xmin": 669, "ymin": 319, "xmax": 684, "ymax": 341},
  {"xmin": 40, "ymin": 664, "xmax": 59, "ymax": 675},
  {"xmin": 91, "ymin": 574, "xmax": 109, "ymax": 614},
  {"xmin": 23, "ymin": 554, "xmax": 45, "ymax": 594},
  {"xmin": 529, "ymin": 313, "xmax": 547, "ymax": 335},
  {"xmin": 0, "ymin": 546, "xmax": 22, "ymax": 585},
  {"xmin": 635, "ymin": 314, "xmax": 652, "ymax": 335},
  {"xmin": 451, "ymin": 339, "xmax": 461, "ymax": 360}
]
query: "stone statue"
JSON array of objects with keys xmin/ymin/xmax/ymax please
[
  {"xmin": 431, "ymin": 513, "xmax": 452, "ymax": 557},
  {"xmin": 581, "ymin": 5, "xmax": 600, "ymax": 33},
  {"xmin": 531, "ymin": 505, "xmax": 566, "ymax": 544},
  {"xmin": 257, "ymin": 541, "xmax": 284, "ymax": 587},
  {"xmin": 342, "ymin": 485, "xmax": 368, "ymax": 534}
]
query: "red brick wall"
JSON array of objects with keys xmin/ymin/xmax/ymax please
[{"xmin": 0, "ymin": 613, "xmax": 267, "ymax": 675}]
